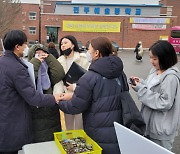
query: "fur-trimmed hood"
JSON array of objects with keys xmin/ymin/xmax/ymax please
[{"xmin": 28, "ymin": 44, "xmax": 48, "ymax": 61}]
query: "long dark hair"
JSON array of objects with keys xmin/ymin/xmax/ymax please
[{"xmin": 59, "ymin": 35, "xmax": 80, "ymax": 56}]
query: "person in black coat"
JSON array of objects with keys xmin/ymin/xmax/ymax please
[
  {"xmin": 0, "ymin": 30, "xmax": 61, "ymax": 154},
  {"xmin": 57, "ymin": 37, "xmax": 128, "ymax": 154},
  {"xmin": 48, "ymin": 42, "xmax": 59, "ymax": 59},
  {"xmin": 134, "ymin": 41, "xmax": 143, "ymax": 61}
]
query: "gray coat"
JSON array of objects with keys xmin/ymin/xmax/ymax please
[{"xmin": 133, "ymin": 67, "xmax": 180, "ymax": 140}]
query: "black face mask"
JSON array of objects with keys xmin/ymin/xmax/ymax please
[{"xmin": 63, "ymin": 48, "xmax": 72, "ymax": 56}]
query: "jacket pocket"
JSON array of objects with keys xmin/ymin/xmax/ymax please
[{"xmin": 150, "ymin": 112, "xmax": 177, "ymax": 136}]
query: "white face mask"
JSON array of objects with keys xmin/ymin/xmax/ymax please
[
  {"xmin": 23, "ymin": 46, "xmax": 29, "ymax": 57},
  {"xmin": 86, "ymin": 51, "xmax": 92, "ymax": 63}
]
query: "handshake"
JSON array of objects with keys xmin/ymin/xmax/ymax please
[{"xmin": 53, "ymin": 93, "xmax": 73, "ymax": 104}]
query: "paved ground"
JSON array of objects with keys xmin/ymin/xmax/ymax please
[{"xmin": 117, "ymin": 50, "xmax": 180, "ymax": 154}]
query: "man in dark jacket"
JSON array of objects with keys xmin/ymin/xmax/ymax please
[
  {"xmin": 58, "ymin": 37, "xmax": 125, "ymax": 154},
  {"xmin": 0, "ymin": 30, "xmax": 61, "ymax": 154}
]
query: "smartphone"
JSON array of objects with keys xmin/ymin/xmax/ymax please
[
  {"xmin": 35, "ymin": 53, "xmax": 39, "ymax": 58},
  {"xmin": 128, "ymin": 78, "xmax": 136, "ymax": 86}
]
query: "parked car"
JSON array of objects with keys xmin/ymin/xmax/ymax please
[
  {"xmin": 111, "ymin": 41, "xmax": 120, "ymax": 51},
  {"xmin": 85, "ymin": 40, "xmax": 119, "ymax": 52},
  {"xmin": 77, "ymin": 40, "xmax": 86, "ymax": 52},
  {"xmin": 85, "ymin": 41, "xmax": 90, "ymax": 50}
]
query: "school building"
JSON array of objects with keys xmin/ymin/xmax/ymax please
[{"xmin": 14, "ymin": 0, "xmax": 180, "ymax": 48}]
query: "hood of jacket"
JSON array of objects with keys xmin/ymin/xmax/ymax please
[
  {"xmin": 89, "ymin": 55, "xmax": 123, "ymax": 79},
  {"xmin": 150, "ymin": 66, "xmax": 180, "ymax": 81},
  {"xmin": 28, "ymin": 44, "xmax": 48, "ymax": 61}
]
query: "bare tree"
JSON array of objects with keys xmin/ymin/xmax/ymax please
[{"xmin": 0, "ymin": 0, "xmax": 21, "ymax": 39}]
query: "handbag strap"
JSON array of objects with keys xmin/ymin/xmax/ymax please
[
  {"xmin": 119, "ymin": 71, "xmax": 146, "ymax": 135},
  {"xmin": 121, "ymin": 71, "xmax": 129, "ymax": 92}
]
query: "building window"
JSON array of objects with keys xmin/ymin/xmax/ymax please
[
  {"xmin": 135, "ymin": 8, "xmax": 141, "ymax": 15},
  {"xmin": 73, "ymin": 7, "xmax": 79, "ymax": 14},
  {"xmin": 29, "ymin": 27, "xmax": 36, "ymax": 35},
  {"xmin": 29, "ymin": 12, "xmax": 36, "ymax": 20},
  {"xmin": 94, "ymin": 7, "xmax": 100, "ymax": 14},
  {"xmin": 104, "ymin": 8, "xmax": 110, "ymax": 15},
  {"xmin": 114, "ymin": 8, "xmax": 120, "ymax": 15}
]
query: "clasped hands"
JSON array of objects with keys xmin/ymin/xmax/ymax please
[
  {"xmin": 35, "ymin": 50, "xmax": 48, "ymax": 62},
  {"xmin": 53, "ymin": 93, "xmax": 73, "ymax": 104}
]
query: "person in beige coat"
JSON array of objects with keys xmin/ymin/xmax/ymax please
[
  {"xmin": 138, "ymin": 41, "xmax": 144, "ymax": 58},
  {"xmin": 53, "ymin": 35, "xmax": 90, "ymax": 130}
]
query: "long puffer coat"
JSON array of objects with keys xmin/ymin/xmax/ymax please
[
  {"xmin": 28, "ymin": 45, "xmax": 65, "ymax": 143},
  {"xmin": 58, "ymin": 56, "xmax": 125, "ymax": 154}
]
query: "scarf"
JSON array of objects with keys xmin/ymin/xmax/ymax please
[{"xmin": 37, "ymin": 61, "xmax": 51, "ymax": 93}]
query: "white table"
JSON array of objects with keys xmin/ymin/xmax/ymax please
[{"xmin": 18, "ymin": 141, "xmax": 60, "ymax": 154}]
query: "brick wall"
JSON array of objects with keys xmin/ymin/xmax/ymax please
[
  {"xmin": 41, "ymin": 14, "xmax": 177, "ymax": 48},
  {"xmin": 12, "ymin": 2, "xmax": 178, "ymax": 48},
  {"xmin": 166, "ymin": 0, "xmax": 180, "ymax": 26},
  {"xmin": 13, "ymin": 4, "xmax": 40, "ymax": 43},
  {"xmin": 160, "ymin": 0, "xmax": 180, "ymax": 25},
  {"xmin": 42, "ymin": 0, "xmax": 56, "ymax": 13}
]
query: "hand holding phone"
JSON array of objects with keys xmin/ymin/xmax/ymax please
[{"xmin": 128, "ymin": 78, "xmax": 136, "ymax": 86}]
